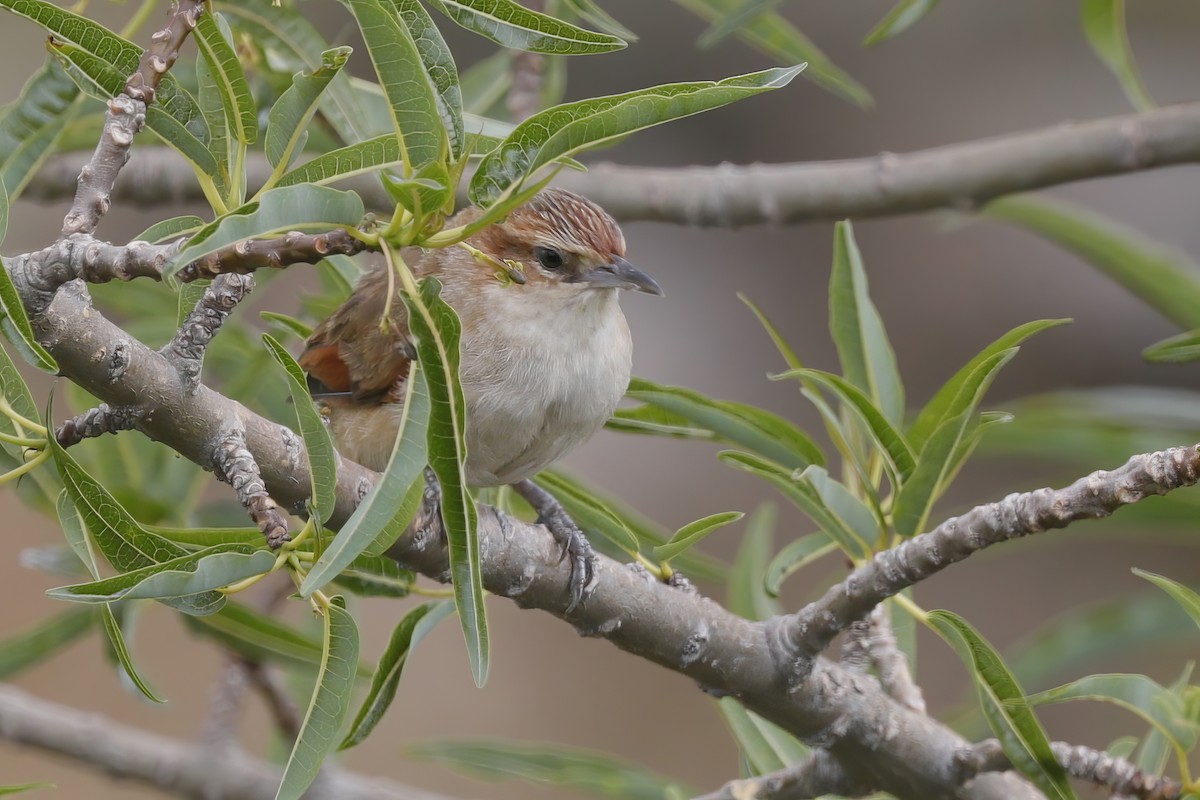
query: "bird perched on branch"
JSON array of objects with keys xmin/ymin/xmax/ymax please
[{"xmin": 300, "ymin": 188, "xmax": 662, "ymax": 610}]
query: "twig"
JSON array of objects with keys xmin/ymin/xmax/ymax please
[
  {"xmin": 55, "ymin": 403, "xmax": 141, "ymax": 447},
  {"xmin": 25, "ymin": 102, "xmax": 1200, "ymax": 226},
  {"xmin": 0, "ymin": 684, "xmax": 453, "ymax": 800},
  {"xmin": 162, "ymin": 273, "xmax": 255, "ymax": 393},
  {"xmin": 175, "ymin": 228, "xmax": 367, "ymax": 282},
  {"xmin": 778, "ymin": 445, "xmax": 1200, "ymax": 673},
  {"xmin": 62, "ymin": 0, "xmax": 205, "ymax": 236},
  {"xmin": 973, "ymin": 740, "xmax": 1183, "ymax": 800},
  {"xmin": 841, "ymin": 606, "xmax": 926, "ymax": 714},
  {"xmin": 212, "ymin": 429, "xmax": 291, "ymax": 547},
  {"xmin": 689, "ymin": 751, "xmax": 864, "ymax": 800}
]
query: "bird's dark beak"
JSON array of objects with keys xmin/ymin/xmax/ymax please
[{"xmin": 580, "ymin": 256, "xmax": 664, "ymax": 296}]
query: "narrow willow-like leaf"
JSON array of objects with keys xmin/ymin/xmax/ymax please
[
  {"xmin": 275, "ymin": 596, "xmax": 360, "ymax": 800},
  {"xmin": 194, "ymin": 11, "xmax": 257, "ymax": 145},
  {"xmin": 606, "ymin": 402, "xmax": 714, "ymax": 440},
  {"xmin": 333, "ymin": 554, "xmax": 417, "ymax": 598},
  {"xmin": 135, "ymin": 215, "xmax": 205, "ymax": 244},
  {"xmin": 0, "ymin": 58, "xmax": 82, "ymax": 199},
  {"xmin": 195, "ymin": 43, "xmax": 232, "ymax": 198},
  {"xmin": 628, "ymin": 377, "xmax": 823, "ymax": 470},
  {"xmin": 1143, "ymin": 330, "xmax": 1200, "ymax": 364},
  {"xmin": 927, "ymin": 610, "xmax": 1076, "ymax": 800},
  {"xmin": 47, "ymin": 545, "xmax": 275, "ymax": 604},
  {"xmin": 277, "ymin": 133, "xmax": 403, "ymax": 188},
  {"xmin": 909, "ymin": 319, "xmax": 1069, "ymax": 448},
  {"xmin": 764, "ymin": 532, "xmax": 834, "ymax": 597},
  {"xmin": 424, "ymin": 0, "xmax": 625, "ymax": 55},
  {"xmin": 146, "ymin": 525, "xmax": 261, "ymax": 548},
  {"xmin": 0, "ymin": 191, "xmax": 55, "ymax": 371},
  {"xmin": 1134, "ymin": 569, "xmax": 1200, "ymax": 633},
  {"xmin": 668, "ymin": 0, "xmax": 871, "ymax": 107},
  {"xmin": 654, "ymin": 511, "xmax": 743, "ymax": 562},
  {"xmin": 470, "ymin": 65, "xmax": 802, "ymax": 208},
  {"xmin": 264, "ymin": 333, "xmax": 338, "ymax": 523},
  {"xmin": 261, "ymin": 311, "xmax": 313, "ymax": 342},
  {"xmin": 302, "ymin": 364, "xmax": 430, "ymax": 593},
  {"xmin": 1135, "ymin": 663, "xmax": 1192, "ymax": 776},
  {"xmin": 829, "ymin": 221, "xmax": 903, "ymax": 425},
  {"xmin": 345, "ymin": 0, "xmax": 448, "ymax": 175},
  {"xmin": 49, "ymin": 435, "xmax": 225, "ymax": 616},
  {"xmin": 169, "ymin": 185, "xmax": 365, "ymax": 278},
  {"xmin": 985, "ymin": 195, "xmax": 1200, "ymax": 329},
  {"xmin": 1028, "ymin": 673, "xmax": 1198, "ymax": 753},
  {"xmin": 402, "ymin": 275, "xmax": 487, "ymax": 687},
  {"xmin": 391, "ymin": 0, "xmax": 465, "ymax": 161},
  {"xmin": 265, "ymin": 47, "xmax": 351, "ymax": 173},
  {"xmin": 561, "ymin": 0, "xmax": 637, "ymax": 40},
  {"xmin": 0, "ymin": 784, "xmax": 52, "ymax": 796},
  {"xmin": 409, "ymin": 738, "xmax": 690, "ymax": 799},
  {"xmin": 186, "ymin": 600, "xmax": 329, "ymax": 671},
  {"xmin": 739, "ymin": 293, "xmax": 803, "ymax": 370},
  {"xmin": 864, "ymin": 0, "xmax": 941, "ymax": 45},
  {"xmin": 101, "ymin": 604, "xmax": 164, "ymax": 703},
  {"xmin": 46, "ymin": 39, "xmax": 216, "ymax": 178},
  {"xmin": 341, "ymin": 599, "xmax": 454, "ymax": 748},
  {"xmin": 727, "ymin": 504, "xmax": 781, "ymax": 621},
  {"xmin": 777, "ymin": 369, "xmax": 914, "ymax": 484},
  {"xmin": 696, "ymin": 0, "xmax": 780, "ymax": 49},
  {"xmin": 893, "ymin": 410, "xmax": 972, "ymax": 538},
  {"xmin": 0, "ymin": 345, "xmax": 39, "ymax": 465},
  {"xmin": 0, "ymin": 608, "xmax": 93, "ymax": 679},
  {"xmin": 716, "ymin": 696, "xmax": 808, "ymax": 774},
  {"xmin": 1081, "ymin": 0, "xmax": 1153, "ymax": 111}
]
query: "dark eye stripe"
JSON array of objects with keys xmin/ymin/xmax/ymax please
[{"xmin": 535, "ymin": 246, "xmax": 565, "ymax": 271}]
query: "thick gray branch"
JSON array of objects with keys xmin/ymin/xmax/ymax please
[
  {"xmin": 26, "ymin": 102, "xmax": 1200, "ymax": 226},
  {"xmin": 0, "ymin": 684, "xmax": 452, "ymax": 800},
  {"xmin": 782, "ymin": 446, "xmax": 1200, "ymax": 667},
  {"xmin": 974, "ymin": 740, "xmax": 1183, "ymax": 800}
]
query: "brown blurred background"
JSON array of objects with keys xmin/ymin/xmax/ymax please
[{"xmin": 3, "ymin": 1, "xmax": 1200, "ymax": 798}]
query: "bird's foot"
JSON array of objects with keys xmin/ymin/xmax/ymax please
[{"xmin": 511, "ymin": 479, "xmax": 597, "ymax": 613}]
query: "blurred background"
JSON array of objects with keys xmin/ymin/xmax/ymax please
[{"xmin": 2, "ymin": 1, "xmax": 1200, "ymax": 797}]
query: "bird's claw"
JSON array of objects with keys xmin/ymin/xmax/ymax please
[{"xmin": 538, "ymin": 509, "xmax": 597, "ymax": 614}]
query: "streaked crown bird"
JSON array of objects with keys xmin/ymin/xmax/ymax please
[{"xmin": 300, "ymin": 188, "xmax": 662, "ymax": 609}]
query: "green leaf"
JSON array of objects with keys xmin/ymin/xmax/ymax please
[
  {"xmin": 424, "ymin": 0, "xmax": 626, "ymax": 55},
  {"xmin": 101, "ymin": 603, "xmax": 164, "ymax": 703},
  {"xmin": 667, "ymin": 0, "xmax": 871, "ymax": 108},
  {"xmin": 0, "ymin": 608, "xmax": 93, "ymax": 679},
  {"xmin": 261, "ymin": 311, "xmax": 313, "ymax": 342},
  {"xmin": 739, "ymin": 293, "xmax": 803, "ymax": 370},
  {"xmin": 390, "ymin": 0, "xmax": 465, "ymax": 161},
  {"xmin": 276, "ymin": 596, "xmax": 360, "ymax": 800},
  {"xmin": 0, "ymin": 232, "xmax": 57, "ymax": 372},
  {"xmin": 0, "ymin": 58, "xmax": 82, "ymax": 200},
  {"xmin": 606, "ymin": 402, "xmax": 715, "ymax": 440},
  {"xmin": 263, "ymin": 334, "xmax": 338, "ymax": 524},
  {"xmin": 332, "ymin": 554, "xmax": 417, "ymax": 598},
  {"xmin": 344, "ymin": 0, "xmax": 448, "ymax": 177},
  {"xmin": 764, "ymin": 532, "xmax": 834, "ymax": 597},
  {"xmin": 654, "ymin": 511, "xmax": 743, "ymax": 562},
  {"xmin": 1028, "ymin": 673, "xmax": 1198, "ymax": 753},
  {"xmin": 1081, "ymin": 0, "xmax": 1153, "ymax": 111},
  {"xmin": 169, "ymin": 185, "xmax": 365, "ymax": 279},
  {"xmin": 146, "ymin": 525, "xmax": 262, "ymax": 548},
  {"xmin": 864, "ymin": 0, "xmax": 941, "ymax": 45},
  {"xmin": 277, "ymin": 133, "xmax": 404, "ymax": 188},
  {"xmin": 1134, "ymin": 569, "xmax": 1200, "ymax": 634},
  {"xmin": 727, "ymin": 504, "xmax": 781, "ymax": 620},
  {"xmin": 135, "ymin": 215, "xmax": 205, "ymax": 244},
  {"xmin": 47, "ymin": 545, "xmax": 274, "ymax": 604},
  {"xmin": 561, "ymin": 0, "xmax": 637, "ymax": 41},
  {"xmin": 265, "ymin": 47, "xmax": 352, "ymax": 175},
  {"xmin": 1144, "ymin": 329, "xmax": 1200, "ymax": 364},
  {"xmin": 985, "ymin": 195, "xmax": 1200, "ymax": 330},
  {"xmin": 402, "ymin": 274, "xmax": 488, "ymax": 687},
  {"xmin": 50, "ymin": 435, "xmax": 225, "ymax": 616},
  {"xmin": 0, "ymin": 784, "xmax": 53, "ymax": 796},
  {"xmin": 409, "ymin": 738, "xmax": 690, "ymax": 799},
  {"xmin": 829, "ymin": 220, "xmax": 903, "ymax": 426},
  {"xmin": 302, "ymin": 364, "xmax": 430, "ymax": 593},
  {"xmin": 696, "ymin": 0, "xmax": 779, "ymax": 49},
  {"xmin": 194, "ymin": 10, "xmax": 258, "ymax": 146},
  {"xmin": 1135, "ymin": 663, "xmax": 1192, "ymax": 775},
  {"xmin": 195, "ymin": 39, "xmax": 232, "ymax": 198},
  {"xmin": 909, "ymin": 319, "xmax": 1069, "ymax": 449},
  {"xmin": 927, "ymin": 610, "xmax": 1075, "ymax": 800},
  {"xmin": 893, "ymin": 409, "xmax": 974, "ymax": 538},
  {"xmin": 45, "ymin": 38, "xmax": 216, "ymax": 178},
  {"xmin": 776, "ymin": 369, "xmax": 914, "ymax": 485},
  {"xmin": 470, "ymin": 65, "xmax": 802, "ymax": 207},
  {"xmin": 342, "ymin": 599, "xmax": 454, "ymax": 748},
  {"xmin": 628, "ymin": 377, "xmax": 823, "ymax": 470},
  {"xmin": 716, "ymin": 696, "xmax": 808, "ymax": 774},
  {"xmin": 186, "ymin": 600, "xmax": 329, "ymax": 671}
]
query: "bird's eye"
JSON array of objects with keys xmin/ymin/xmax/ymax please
[{"xmin": 535, "ymin": 246, "xmax": 565, "ymax": 271}]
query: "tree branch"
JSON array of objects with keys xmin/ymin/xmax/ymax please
[
  {"xmin": 0, "ymin": 684, "xmax": 453, "ymax": 800},
  {"xmin": 689, "ymin": 751, "xmax": 866, "ymax": 800},
  {"xmin": 24, "ymin": 102, "xmax": 1200, "ymax": 226},
  {"xmin": 973, "ymin": 740, "xmax": 1183, "ymax": 800}
]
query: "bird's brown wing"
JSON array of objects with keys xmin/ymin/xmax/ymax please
[{"xmin": 300, "ymin": 261, "xmax": 415, "ymax": 403}]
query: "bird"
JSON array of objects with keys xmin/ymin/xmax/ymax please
[{"xmin": 299, "ymin": 188, "xmax": 662, "ymax": 610}]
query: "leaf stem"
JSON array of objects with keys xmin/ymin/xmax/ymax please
[
  {"xmin": 0, "ymin": 449, "xmax": 49, "ymax": 485},
  {"xmin": 0, "ymin": 398, "xmax": 46, "ymax": 436}
]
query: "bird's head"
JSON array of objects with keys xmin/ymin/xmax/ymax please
[{"xmin": 464, "ymin": 188, "xmax": 663, "ymax": 298}]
